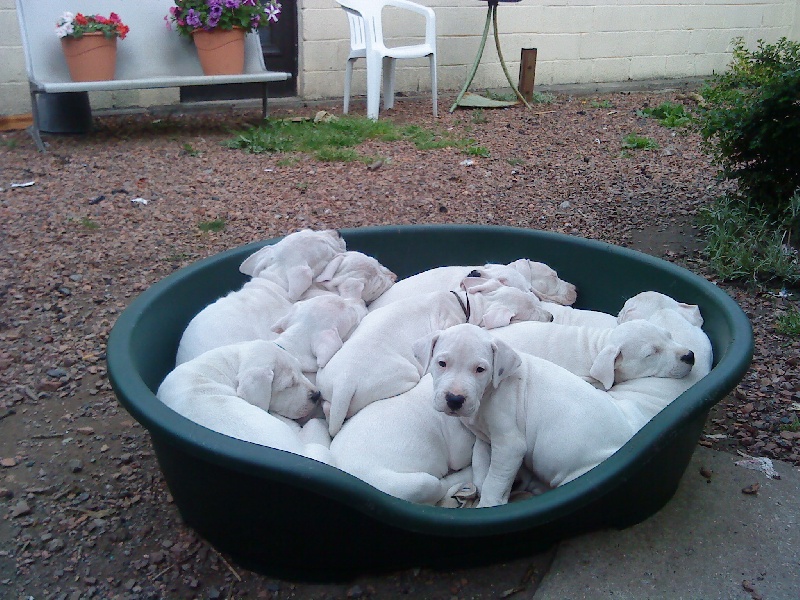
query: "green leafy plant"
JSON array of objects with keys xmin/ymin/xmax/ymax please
[
  {"xmin": 55, "ymin": 12, "xmax": 129, "ymax": 39},
  {"xmin": 775, "ymin": 306, "xmax": 800, "ymax": 336},
  {"xmin": 181, "ymin": 142, "xmax": 200, "ymax": 156},
  {"xmin": 530, "ymin": 92, "xmax": 556, "ymax": 104},
  {"xmin": 471, "ymin": 109, "xmax": 488, "ymax": 124},
  {"xmin": 638, "ymin": 101, "xmax": 691, "ymax": 128},
  {"xmin": 699, "ymin": 194, "xmax": 799, "ymax": 284},
  {"xmin": 695, "ymin": 37, "xmax": 800, "ymax": 218},
  {"xmin": 621, "ymin": 133, "xmax": 658, "ymax": 150},
  {"xmin": 166, "ymin": 0, "xmax": 281, "ymax": 38},
  {"xmin": 80, "ymin": 217, "xmax": 100, "ymax": 230},
  {"xmin": 198, "ymin": 219, "xmax": 225, "ymax": 232},
  {"xmin": 465, "ymin": 146, "xmax": 490, "ymax": 157},
  {"xmin": 590, "ymin": 99, "xmax": 613, "ymax": 109}
]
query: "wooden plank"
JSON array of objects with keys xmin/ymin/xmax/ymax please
[
  {"xmin": 518, "ymin": 48, "xmax": 537, "ymax": 102},
  {"xmin": 0, "ymin": 114, "xmax": 34, "ymax": 132}
]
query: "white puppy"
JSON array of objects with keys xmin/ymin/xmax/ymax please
[
  {"xmin": 541, "ymin": 302, "xmax": 619, "ymax": 328},
  {"xmin": 318, "ymin": 286, "xmax": 554, "ymax": 436},
  {"xmin": 157, "ymin": 340, "xmax": 334, "ymax": 464},
  {"xmin": 417, "ymin": 323, "xmax": 635, "ymax": 507},
  {"xmin": 609, "ymin": 307, "xmax": 713, "ymax": 431},
  {"xmin": 329, "ymin": 375, "xmax": 476, "ymax": 505},
  {"xmin": 368, "ymin": 260, "xmax": 576, "ymax": 311},
  {"xmin": 301, "ymin": 251, "xmax": 396, "ymax": 305},
  {"xmin": 490, "ymin": 319, "xmax": 695, "ymax": 390},
  {"xmin": 271, "ymin": 294, "xmax": 368, "ymax": 373},
  {"xmin": 617, "ymin": 290, "xmax": 704, "ymax": 327},
  {"xmin": 239, "ymin": 229, "xmax": 346, "ymax": 300},
  {"xmin": 176, "ymin": 230, "xmax": 346, "ymax": 365}
]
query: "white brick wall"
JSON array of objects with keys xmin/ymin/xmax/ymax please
[{"xmin": 2, "ymin": 0, "xmax": 798, "ymax": 116}]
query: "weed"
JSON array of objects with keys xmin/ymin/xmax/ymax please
[
  {"xmin": 621, "ymin": 133, "xmax": 658, "ymax": 150},
  {"xmin": 0, "ymin": 138, "xmax": 18, "ymax": 149},
  {"xmin": 484, "ymin": 90, "xmax": 517, "ymax": 102},
  {"xmin": 530, "ymin": 92, "xmax": 556, "ymax": 104},
  {"xmin": 638, "ymin": 101, "xmax": 692, "ymax": 128},
  {"xmin": 590, "ymin": 99, "xmax": 614, "ymax": 109},
  {"xmin": 465, "ymin": 146, "xmax": 490, "ymax": 158},
  {"xmin": 181, "ymin": 142, "xmax": 200, "ymax": 157},
  {"xmin": 507, "ymin": 157, "xmax": 526, "ymax": 166},
  {"xmin": 80, "ymin": 217, "xmax": 99, "ymax": 230},
  {"xmin": 276, "ymin": 156, "xmax": 299, "ymax": 167},
  {"xmin": 775, "ymin": 306, "xmax": 800, "ymax": 336},
  {"xmin": 315, "ymin": 147, "xmax": 359, "ymax": 162},
  {"xmin": 699, "ymin": 195, "xmax": 799, "ymax": 284},
  {"xmin": 471, "ymin": 109, "xmax": 488, "ymax": 124},
  {"xmin": 198, "ymin": 219, "xmax": 226, "ymax": 232},
  {"xmin": 780, "ymin": 417, "xmax": 800, "ymax": 432}
]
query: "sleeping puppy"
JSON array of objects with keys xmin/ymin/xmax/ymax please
[
  {"xmin": 239, "ymin": 229, "xmax": 347, "ymax": 301},
  {"xmin": 617, "ymin": 290, "xmax": 704, "ymax": 327},
  {"xmin": 368, "ymin": 260, "xmax": 576, "ymax": 311},
  {"xmin": 329, "ymin": 374, "xmax": 476, "ymax": 505},
  {"xmin": 609, "ymin": 307, "xmax": 713, "ymax": 431},
  {"xmin": 417, "ymin": 323, "xmax": 635, "ymax": 507},
  {"xmin": 318, "ymin": 284, "xmax": 554, "ymax": 436},
  {"xmin": 301, "ymin": 250, "xmax": 397, "ymax": 305},
  {"xmin": 490, "ymin": 319, "xmax": 695, "ymax": 390},
  {"xmin": 157, "ymin": 340, "xmax": 334, "ymax": 464},
  {"xmin": 271, "ymin": 293, "xmax": 368, "ymax": 374},
  {"xmin": 175, "ymin": 229, "xmax": 346, "ymax": 365}
]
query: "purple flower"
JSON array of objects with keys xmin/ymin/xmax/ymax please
[
  {"xmin": 224, "ymin": 0, "xmax": 241, "ymax": 8},
  {"xmin": 207, "ymin": 13, "xmax": 221, "ymax": 27},
  {"xmin": 242, "ymin": 0, "xmax": 257, "ymax": 5},
  {"xmin": 185, "ymin": 9, "xmax": 202, "ymax": 28},
  {"xmin": 206, "ymin": 0, "xmax": 222, "ymax": 7},
  {"xmin": 265, "ymin": 3, "xmax": 281, "ymax": 23},
  {"xmin": 250, "ymin": 14, "xmax": 261, "ymax": 27},
  {"xmin": 209, "ymin": 4, "xmax": 223, "ymax": 18}
]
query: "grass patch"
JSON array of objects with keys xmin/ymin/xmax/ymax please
[
  {"xmin": 0, "ymin": 138, "xmax": 18, "ymax": 149},
  {"xmin": 780, "ymin": 417, "xmax": 800, "ymax": 432},
  {"xmin": 226, "ymin": 115, "xmax": 481, "ymax": 160},
  {"xmin": 181, "ymin": 142, "xmax": 201, "ymax": 157},
  {"xmin": 775, "ymin": 306, "xmax": 800, "ymax": 336},
  {"xmin": 530, "ymin": 91, "xmax": 556, "ymax": 104},
  {"xmin": 471, "ymin": 109, "xmax": 488, "ymax": 124},
  {"xmin": 80, "ymin": 217, "xmax": 99, "ymax": 230},
  {"xmin": 198, "ymin": 219, "xmax": 226, "ymax": 233},
  {"xmin": 590, "ymin": 99, "xmax": 614, "ymax": 109},
  {"xmin": 699, "ymin": 195, "xmax": 799, "ymax": 284},
  {"xmin": 465, "ymin": 146, "xmax": 490, "ymax": 157},
  {"xmin": 638, "ymin": 101, "xmax": 692, "ymax": 128},
  {"xmin": 621, "ymin": 133, "xmax": 658, "ymax": 150}
]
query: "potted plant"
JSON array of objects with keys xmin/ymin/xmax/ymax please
[
  {"xmin": 166, "ymin": 0, "xmax": 282, "ymax": 76},
  {"xmin": 55, "ymin": 12, "xmax": 130, "ymax": 82}
]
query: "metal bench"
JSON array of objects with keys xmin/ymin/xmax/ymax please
[{"xmin": 15, "ymin": 0, "xmax": 292, "ymax": 151}]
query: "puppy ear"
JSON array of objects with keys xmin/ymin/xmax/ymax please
[
  {"xmin": 480, "ymin": 307, "xmax": 514, "ymax": 329},
  {"xmin": 677, "ymin": 302, "xmax": 704, "ymax": 327},
  {"xmin": 239, "ymin": 245, "xmax": 275, "ymax": 277},
  {"xmin": 312, "ymin": 329, "xmax": 344, "ymax": 369},
  {"xmin": 589, "ymin": 345, "xmax": 621, "ymax": 391},
  {"xmin": 236, "ymin": 366, "xmax": 275, "ymax": 410},
  {"xmin": 491, "ymin": 338, "xmax": 521, "ymax": 388},
  {"xmin": 286, "ymin": 265, "xmax": 314, "ymax": 301},
  {"xmin": 412, "ymin": 330, "xmax": 441, "ymax": 374},
  {"xmin": 462, "ymin": 277, "xmax": 502, "ymax": 293},
  {"xmin": 314, "ymin": 253, "xmax": 346, "ymax": 284}
]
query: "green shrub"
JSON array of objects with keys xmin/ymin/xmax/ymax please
[{"xmin": 695, "ymin": 37, "xmax": 800, "ymax": 217}]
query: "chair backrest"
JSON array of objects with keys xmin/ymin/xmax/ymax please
[{"xmin": 16, "ymin": 0, "xmax": 268, "ymax": 84}]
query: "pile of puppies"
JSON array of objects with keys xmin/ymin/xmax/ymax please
[{"xmin": 157, "ymin": 229, "xmax": 712, "ymax": 508}]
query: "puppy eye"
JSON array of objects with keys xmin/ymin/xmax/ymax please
[
  {"xmin": 438, "ymin": 360, "xmax": 447, "ymax": 368},
  {"xmin": 475, "ymin": 366, "xmax": 485, "ymax": 373}
]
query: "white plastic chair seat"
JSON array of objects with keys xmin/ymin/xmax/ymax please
[{"xmin": 336, "ymin": 0, "xmax": 438, "ymax": 119}]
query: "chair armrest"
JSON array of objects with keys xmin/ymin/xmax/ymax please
[{"xmin": 382, "ymin": 0, "xmax": 436, "ymax": 45}]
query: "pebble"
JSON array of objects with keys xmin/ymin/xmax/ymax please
[
  {"xmin": 68, "ymin": 459, "xmax": 83, "ymax": 473},
  {"xmin": 10, "ymin": 500, "xmax": 31, "ymax": 517},
  {"xmin": 46, "ymin": 538, "xmax": 65, "ymax": 552},
  {"xmin": 1, "ymin": 457, "xmax": 17, "ymax": 468}
]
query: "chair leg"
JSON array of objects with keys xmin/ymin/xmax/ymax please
[
  {"xmin": 261, "ymin": 82, "xmax": 269, "ymax": 119},
  {"xmin": 382, "ymin": 56, "xmax": 395, "ymax": 111},
  {"xmin": 429, "ymin": 54, "xmax": 438, "ymax": 118},
  {"xmin": 344, "ymin": 59, "xmax": 355, "ymax": 115},
  {"xmin": 28, "ymin": 88, "xmax": 46, "ymax": 153},
  {"xmin": 366, "ymin": 54, "xmax": 383, "ymax": 120}
]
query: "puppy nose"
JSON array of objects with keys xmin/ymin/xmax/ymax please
[
  {"xmin": 309, "ymin": 390, "xmax": 323, "ymax": 404},
  {"xmin": 446, "ymin": 393, "xmax": 465, "ymax": 411},
  {"xmin": 681, "ymin": 351, "xmax": 695, "ymax": 366},
  {"xmin": 467, "ymin": 269, "xmax": 482, "ymax": 278}
]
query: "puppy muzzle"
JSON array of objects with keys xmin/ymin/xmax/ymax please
[
  {"xmin": 445, "ymin": 392, "xmax": 466, "ymax": 412},
  {"xmin": 309, "ymin": 390, "xmax": 323, "ymax": 404},
  {"xmin": 681, "ymin": 351, "xmax": 695, "ymax": 366}
]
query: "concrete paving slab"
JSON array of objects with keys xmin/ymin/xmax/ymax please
[{"xmin": 534, "ymin": 447, "xmax": 800, "ymax": 600}]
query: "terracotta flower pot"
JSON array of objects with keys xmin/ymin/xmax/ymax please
[
  {"xmin": 61, "ymin": 33, "xmax": 118, "ymax": 82},
  {"xmin": 192, "ymin": 27, "xmax": 246, "ymax": 76}
]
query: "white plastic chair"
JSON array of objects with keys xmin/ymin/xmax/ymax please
[{"xmin": 336, "ymin": 0, "xmax": 437, "ymax": 120}]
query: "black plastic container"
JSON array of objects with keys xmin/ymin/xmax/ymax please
[{"xmin": 107, "ymin": 225, "xmax": 753, "ymax": 581}]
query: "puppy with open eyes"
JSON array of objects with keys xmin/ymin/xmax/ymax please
[{"xmin": 415, "ymin": 323, "xmax": 635, "ymax": 507}]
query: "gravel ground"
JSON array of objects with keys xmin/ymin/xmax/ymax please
[{"xmin": 1, "ymin": 88, "xmax": 798, "ymax": 599}]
